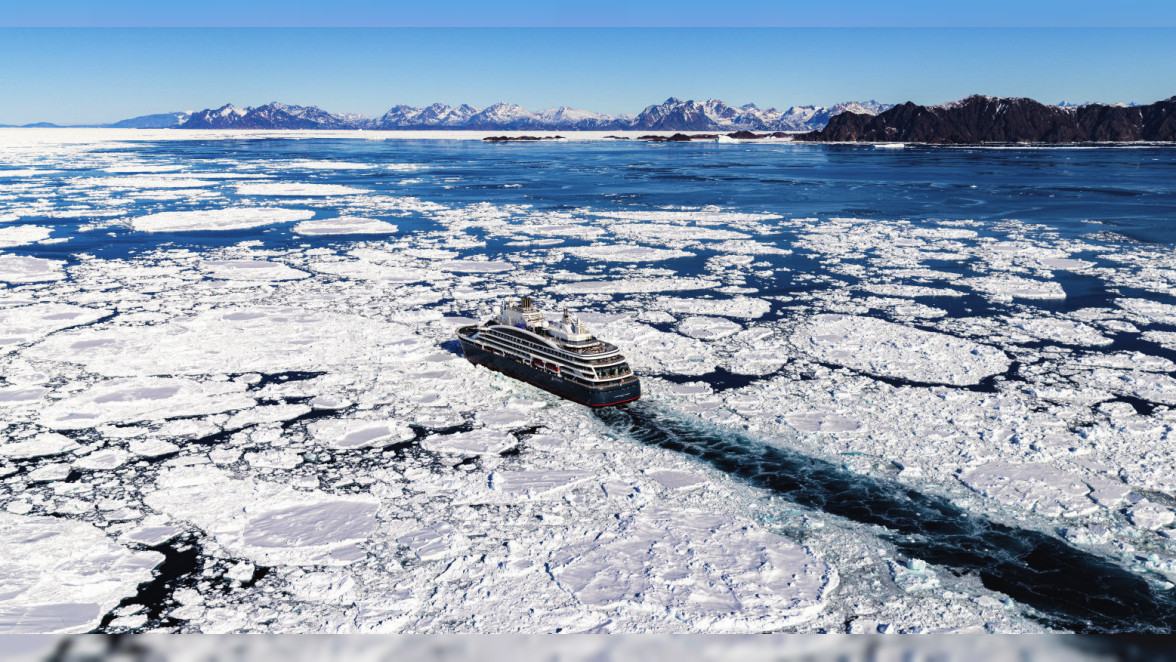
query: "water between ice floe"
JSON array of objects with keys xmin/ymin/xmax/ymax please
[{"xmin": 597, "ymin": 401, "xmax": 1176, "ymax": 634}]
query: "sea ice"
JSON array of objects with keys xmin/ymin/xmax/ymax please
[
  {"xmin": 563, "ymin": 245, "xmax": 693, "ymax": 262},
  {"xmin": 1128, "ymin": 501, "xmax": 1176, "ymax": 530},
  {"xmin": 1117, "ymin": 298, "xmax": 1176, "ymax": 325},
  {"xmin": 434, "ymin": 259, "xmax": 513, "ymax": 273},
  {"xmin": 784, "ymin": 409, "xmax": 862, "ymax": 433},
  {"xmin": 859, "ymin": 283, "xmax": 965, "ymax": 298},
  {"xmin": 0, "ymin": 255, "xmax": 65, "ymax": 283},
  {"xmin": 965, "ymin": 276, "xmax": 1066, "ymax": 300},
  {"xmin": 1079, "ymin": 369, "xmax": 1176, "ymax": 405},
  {"xmin": 0, "ymin": 304, "xmax": 110, "ymax": 354},
  {"xmin": 548, "ymin": 507, "xmax": 836, "ymax": 632},
  {"xmin": 38, "ymin": 377, "xmax": 255, "ymax": 430},
  {"xmin": 678, "ymin": 316, "xmax": 742, "ymax": 340},
  {"xmin": 73, "ymin": 448, "xmax": 131, "ymax": 471},
  {"xmin": 0, "ymin": 386, "xmax": 49, "ymax": 406},
  {"xmin": 292, "ymin": 217, "xmax": 399, "ymax": 235},
  {"xmin": 0, "ymin": 225, "xmax": 52, "ymax": 248},
  {"xmin": 553, "ymin": 277, "xmax": 719, "ymax": 295},
  {"xmin": 646, "ymin": 469, "xmax": 708, "ymax": 490},
  {"xmin": 596, "ymin": 319, "xmax": 718, "ymax": 375},
  {"xmin": 656, "ymin": 296, "xmax": 771, "ymax": 319},
  {"xmin": 420, "ymin": 429, "xmax": 516, "ymax": 455},
  {"xmin": 791, "ymin": 314, "xmax": 1010, "ymax": 386},
  {"xmin": 1008, "ymin": 317, "xmax": 1112, "ymax": 347},
  {"xmin": 308, "ymin": 418, "xmax": 415, "ymax": 450},
  {"xmin": 0, "ymin": 432, "xmax": 80, "ymax": 459},
  {"xmin": 395, "ymin": 522, "xmax": 470, "ymax": 562},
  {"xmin": 129, "ymin": 207, "xmax": 315, "ymax": 233},
  {"xmin": 201, "ymin": 260, "xmax": 310, "ymax": 282},
  {"xmin": 1142, "ymin": 331, "xmax": 1176, "ymax": 351},
  {"xmin": 958, "ymin": 463, "xmax": 1099, "ymax": 518},
  {"xmin": 889, "ymin": 559, "xmax": 939, "ymax": 592},
  {"xmin": 489, "ymin": 470, "xmax": 593, "ymax": 498},
  {"xmin": 28, "ymin": 306, "xmax": 417, "ymax": 376},
  {"xmin": 605, "ymin": 223, "xmax": 752, "ymax": 242},
  {"xmin": 236, "ymin": 183, "xmax": 369, "ymax": 197},
  {"xmin": 0, "ymin": 514, "xmax": 162, "ymax": 633},
  {"xmin": 145, "ymin": 466, "xmax": 379, "ymax": 566}
]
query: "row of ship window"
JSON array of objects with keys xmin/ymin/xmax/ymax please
[
  {"xmin": 479, "ymin": 332, "xmax": 631, "ymax": 380},
  {"xmin": 485, "ymin": 328, "xmax": 622, "ymax": 368}
]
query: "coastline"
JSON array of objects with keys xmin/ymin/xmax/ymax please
[{"xmin": 2, "ymin": 127, "xmax": 1175, "ymax": 147}]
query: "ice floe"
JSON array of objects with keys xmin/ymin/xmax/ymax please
[
  {"xmin": 236, "ymin": 183, "xmax": 369, "ymax": 197},
  {"xmin": 292, "ymin": 216, "xmax": 399, "ymax": 235},
  {"xmin": 959, "ymin": 463, "xmax": 1099, "ymax": 518},
  {"xmin": 489, "ymin": 470, "xmax": 593, "ymax": 498},
  {"xmin": 308, "ymin": 418, "xmax": 415, "ymax": 450},
  {"xmin": 964, "ymin": 276, "xmax": 1066, "ymax": 301},
  {"xmin": 678, "ymin": 316, "xmax": 742, "ymax": 340},
  {"xmin": 0, "ymin": 432, "xmax": 80, "ymax": 459},
  {"xmin": 420, "ymin": 429, "xmax": 516, "ymax": 455},
  {"xmin": 554, "ymin": 277, "xmax": 718, "ymax": 295},
  {"xmin": 0, "ymin": 255, "xmax": 66, "ymax": 283},
  {"xmin": 562, "ymin": 245, "xmax": 693, "ymax": 262},
  {"xmin": 0, "ymin": 225, "xmax": 52, "ymax": 248},
  {"xmin": 130, "ymin": 208, "xmax": 315, "ymax": 232},
  {"xmin": 28, "ymin": 306, "xmax": 416, "ymax": 376},
  {"xmin": 0, "ymin": 303, "xmax": 110, "ymax": 354},
  {"xmin": 1127, "ymin": 501, "xmax": 1175, "ymax": 530},
  {"xmin": 1117, "ymin": 298, "xmax": 1176, "ymax": 325},
  {"xmin": 656, "ymin": 296, "xmax": 770, "ymax": 319},
  {"xmin": 201, "ymin": 260, "xmax": 310, "ymax": 281},
  {"xmin": 39, "ymin": 377, "xmax": 255, "ymax": 429},
  {"xmin": 791, "ymin": 314, "xmax": 1010, "ymax": 386},
  {"xmin": 146, "ymin": 466, "xmax": 379, "ymax": 566},
  {"xmin": 548, "ymin": 507, "xmax": 836, "ymax": 632},
  {"xmin": 1007, "ymin": 317, "xmax": 1112, "ymax": 347},
  {"xmin": 0, "ymin": 514, "xmax": 162, "ymax": 633}
]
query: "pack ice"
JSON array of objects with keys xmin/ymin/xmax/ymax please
[{"xmin": 791, "ymin": 314, "xmax": 1010, "ymax": 386}]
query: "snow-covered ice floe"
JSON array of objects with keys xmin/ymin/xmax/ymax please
[
  {"xmin": 0, "ymin": 514, "xmax": 162, "ymax": 633},
  {"xmin": 236, "ymin": 183, "xmax": 369, "ymax": 197},
  {"xmin": 0, "ymin": 255, "xmax": 66, "ymax": 283},
  {"xmin": 293, "ymin": 216, "xmax": 399, "ymax": 235},
  {"xmin": 549, "ymin": 507, "xmax": 837, "ymax": 632},
  {"xmin": 129, "ymin": 207, "xmax": 315, "ymax": 232},
  {"xmin": 145, "ymin": 466, "xmax": 379, "ymax": 566},
  {"xmin": 791, "ymin": 314, "xmax": 1010, "ymax": 386},
  {"xmin": 0, "ymin": 225, "xmax": 52, "ymax": 248}
]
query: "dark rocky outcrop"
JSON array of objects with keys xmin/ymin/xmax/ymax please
[
  {"xmin": 482, "ymin": 135, "xmax": 566, "ymax": 142},
  {"xmin": 797, "ymin": 95, "xmax": 1176, "ymax": 144},
  {"xmin": 639, "ymin": 133, "xmax": 717, "ymax": 142}
]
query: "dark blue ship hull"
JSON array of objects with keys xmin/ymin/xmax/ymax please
[{"xmin": 458, "ymin": 339, "xmax": 641, "ymax": 407}]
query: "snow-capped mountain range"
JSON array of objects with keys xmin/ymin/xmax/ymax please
[{"xmin": 160, "ymin": 98, "xmax": 893, "ymax": 132}]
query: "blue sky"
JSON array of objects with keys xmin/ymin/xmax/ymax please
[
  {"xmin": 2, "ymin": 3, "xmax": 1175, "ymax": 125},
  {"xmin": 5, "ymin": 1, "xmax": 1176, "ymax": 27}
]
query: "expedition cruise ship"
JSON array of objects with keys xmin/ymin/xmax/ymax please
[{"xmin": 456, "ymin": 297, "xmax": 641, "ymax": 407}]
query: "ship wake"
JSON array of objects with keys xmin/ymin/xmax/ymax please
[{"xmin": 595, "ymin": 401, "xmax": 1176, "ymax": 634}]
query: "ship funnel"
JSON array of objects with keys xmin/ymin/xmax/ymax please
[{"xmin": 521, "ymin": 296, "xmax": 533, "ymax": 309}]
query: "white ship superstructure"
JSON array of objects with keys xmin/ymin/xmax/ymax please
[{"xmin": 456, "ymin": 296, "xmax": 639, "ymax": 406}]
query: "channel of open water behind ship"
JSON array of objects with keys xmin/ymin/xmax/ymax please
[{"xmin": 596, "ymin": 401, "xmax": 1176, "ymax": 634}]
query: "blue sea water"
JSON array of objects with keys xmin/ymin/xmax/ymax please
[{"xmin": 12, "ymin": 139, "xmax": 1176, "ymax": 257}]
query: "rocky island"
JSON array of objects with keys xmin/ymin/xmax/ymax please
[{"xmin": 796, "ymin": 94, "xmax": 1176, "ymax": 144}]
